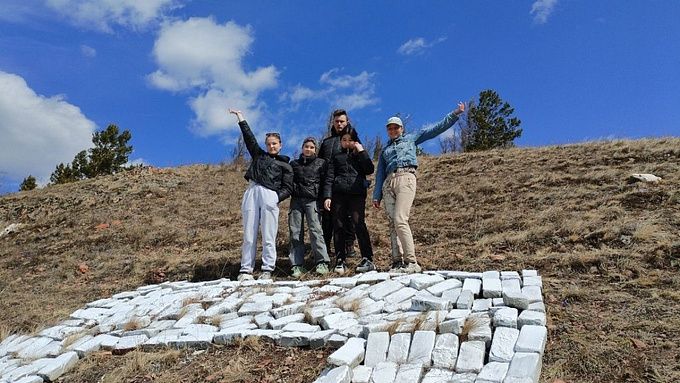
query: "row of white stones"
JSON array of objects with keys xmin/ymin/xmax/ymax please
[{"xmin": 0, "ymin": 269, "xmax": 546, "ymax": 383}]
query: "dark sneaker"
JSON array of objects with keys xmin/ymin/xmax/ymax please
[
  {"xmin": 389, "ymin": 261, "xmax": 405, "ymax": 273},
  {"xmin": 334, "ymin": 261, "xmax": 346, "ymax": 275},
  {"xmin": 291, "ymin": 266, "xmax": 306, "ymax": 278},
  {"xmin": 356, "ymin": 258, "xmax": 376, "ymax": 273},
  {"xmin": 259, "ymin": 271, "xmax": 272, "ymax": 280},
  {"xmin": 315, "ymin": 263, "xmax": 330, "ymax": 275}
]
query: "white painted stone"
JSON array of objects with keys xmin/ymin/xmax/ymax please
[
  {"xmin": 270, "ymin": 313, "xmax": 306, "ymax": 330},
  {"xmin": 15, "ymin": 337, "xmax": 53, "ymax": 359},
  {"xmin": 421, "ymin": 368, "xmax": 454, "ymax": 383},
  {"xmin": 13, "ymin": 376, "xmax": 44, "ymax": 383},
  {"xmin": 409, "ymin": 274, "xmax": 444, "ymax": 290},
  {"xmin": 441, "ymin": 288, "xmax": 462, "ymax": 303},
  {"xmin": 204, "ymin": 298, "xmax": 240, "ymax": 316},
  {"xmin": 527, "ymin": 302, "xmax": 546, "ymax": 313},
  {"xmin": 282, "ymin": 322, "xmax": 320, "ymax": 333},
  {"xmin": 212, "ymin": 329, "xmax": 243, "ymax": 345},
  {"xmin": 328, "ymin": 334, "xmax": 348, "ymax": 348},
  {"xmin": 352, "ymin": 365, "xmax": 372, "ymax": 383},
  {"xmin": 356, "ymin": 298, "xmax": 385, "ymax": 317},
  {"xmin": 318, "ymin": 285, "xmax": 346, "ymax": 294},
  {"xmin": 387, "ymin": 333, "xmax": 411, "ymax": 364},
  {"xmin": 370, "ymin": 361, "xmax": 398, "ymax": 383},
  {"xmin": 468, "ymin": 316, "xmax": 492, "ymax": 346},
  {"xmin": 320, "ymin": 312, "xmax": 358, "ymax": 331},
  {"xmin": 476, "ymin": 361, "xmax": 509, "ymax": 383},
  {"xmin": 500, "ymin": 271, "xmax": 520, "ymax": 280},
  {"xmin": 97, "ymin": 334, "xmax": 121, "ymax": 350},
  {"xmin": 37, "ymin": 351, "xmax": 79, "ymax": 381},
  {"xmin": 364, "ymin": 332, "xmax": 389, "ymax": 367},
  {"xmin": 515, "ymin": 325, "xmax": 547, "ymax": 355},
  {"xmin": 482, "ymin": 271, "xmax": 500, "ymax": 279},
  {"xmin": 279, "ymin": 331, "xmax": 313, "ymax": 347},
  {"xmin": 493, "ymin": 308, "xmax": 518, "ymax": 328},
  {"xmin": 521, "ymin": 286, "xmax": 543, "ymax": 304},
  {"xmin": 482, "ymin": 278, "xmax": 503, "ymax": 298},
  {"xmin": 113, "ymin": 334, "xmax": 148, "ymax": 354},
  {"xmin": 410, "ymin": 295, "xmax": 451, "ymax": 311},
  {"xmin": 432, "ymin": 333, "xmax": 458, "ymax": 369},
  {"xmin": 309, "ymin": 329, "xmax": 338, "ymax": 349},
  {"xmin": 504, "ymin": 352, "xmax": 541, "ymax": 383},
  {"xmin": 501, "ymin": 279, "xmax": 521, "ymax": 293},
  {"xmin": 218, "ymin": 315, "xmax": 254, "ymax": 330},
  {"xmin": 489, "ymin": 327, "xmax": 520, "ymax": 363},
  {"xmin": 394, "ymin": 363, "xmax": 423, "ymax": 383},
  {"xmin": 308, "ymin": 307, "xmax": 343, "ymax": 325},
  {"xmin": 384, "ymin": 287, "xmax": 417, "ymax": 305},
  {"xmin": 328, "ymin": 337, "xmax": 366, "ymax": 368},
  {"xmin": 492, "ymin": 298, "xmax": 506, "ymax": 307},
  {"xmin": 407, "ymin": 331, "xmax": 435, "ymax": 367},
  {"xmin": 457, "ymin": 290, "xmax": 474, "ymax": 309},
  {"xmin": 521, "ymin": 270, "xmax": 538, "ymax": 278},
  {"xmin": 339, "ymin": 325, "xmax": 366, "ymax": 339},
  {"xmin": 439, "ymin": 318, "xmax": 464, "ymax": 334},
  {"xmin": 368, "ymin": 280, "xmax": 404, "ymax": 301},
  {"xmin": 254, "ymin": 312, "xmax": 274, "ymax": 329},
  {"xmin": 502, "ymin": 289, "xmax": 529, "ymax": 310},
  {"xmin": 462, "ymin": 278, "xmax": 481, "ymax": 295},
  {"xmin": 517, "ymin": 311, "xmax": 546, "ymax": 328},
  {"xmin": 357, "ymin": 272, "xmax": 390, "ymax": 285},
  {"xmin": 472, "ymin": 298, "xmax": 493, "ymax": 312},
  {"xmin": 329, "ymin": 277, "xmax": 359, "ymax": 288},
  {"xmin": 522, "ymin": 276, "xmax": 542, "ymax": 288},
  {"xmin": 426, "ymin": 278, "xmax": 463, "ymax": 296},
  {"xmin": 316, "ymin": 365, "xmax": 352, "ymax": 383},
  {"xmin": 455, "ymin": 341, "xmax": 485, "ymax": 373},
  {"xmin": 237, "ymin": 300, "xmax": 273, "ymax": 315},
  {"xmin": 241, "ymin": 329, "xmax": 282, "ymax": 342}
]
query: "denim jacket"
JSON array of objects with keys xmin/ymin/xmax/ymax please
[{"xmin": 372, "ymin": 111, "xmax": 460, "ymax": 201}]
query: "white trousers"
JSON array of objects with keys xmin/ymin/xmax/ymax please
[{"xmin": 240, "ymin": 182, "xmax": 279, "ymax": 273}]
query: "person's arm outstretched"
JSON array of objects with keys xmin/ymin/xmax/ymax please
[
  {"xmin": 413, "ymin": 102, "xmax": 465, "ymax": 146},
  {"xmin": 229, "ymin": 109, "xmax": 263, "ymax": 158}
]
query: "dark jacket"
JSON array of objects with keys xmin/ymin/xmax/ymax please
[
  {"xmin": 290, "ymin": 154, "xmax": 326, "ymax": 200},
  {"xmin": 239, "ymin": 120, "xmax": 293, "ymax": 202},
  {"xmin": 318, "ymin": 124, "xmax": 349, "ymax": 162},
  {"xmin": 323, "ymin": 149, "xmax": 374, "ymax": 199}
]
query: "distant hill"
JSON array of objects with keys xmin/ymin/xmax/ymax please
[{"xmin": 1, "ymin": 137, "xmax": 679, "ymax": 382}]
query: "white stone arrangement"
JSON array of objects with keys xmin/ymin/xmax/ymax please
[{"xmin": 0, "ymin": 270, "xmax": 546, "ymax": 383}]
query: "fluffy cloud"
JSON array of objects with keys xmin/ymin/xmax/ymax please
[
  {"xmin": 397, "ymin": 36, "xmax": 447, "ymax": 56},
  {"xmin": 148, "ymin": 17, "xmax": 278, "ymax": 136},
  {"xmin": 80, "ymin": 44, "xmax": 96, "ymax": 58},
  {"xmin": 0, "ymin": 71, "xmax": 95, "ymax": 184},
  {"xmin": 531, "ymin": 0, "xmax": 558, "ymax": 24},
  {"xmin": 45, "ymin": 0, "xmax": 180, "ymax": 32},
  {"xmin": 282, "ymin": 68, "xmax": 379, "ymax": 110}
]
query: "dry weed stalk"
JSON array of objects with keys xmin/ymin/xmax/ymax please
[
  {"xmin": 386, "ymin": 319, "xmax": 405, "ymax": 336},
  {"xmin": 123, "ymin": 317, "xmax": 142, "ymax": 331},
  {"xmin": 460, "ymin": 316, "xmax": 487, "ymax": 343}
]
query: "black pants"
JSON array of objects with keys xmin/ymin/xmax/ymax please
[
  {"xmin": 321, "ymin": 204, "xmax": 355, "ymax": 254},
  {"xmin": 331, "ymin": 193, "xmax": 373, "ymax": 262}
]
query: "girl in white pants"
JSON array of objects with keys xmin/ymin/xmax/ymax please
[{"xmin": 229, "ymin": 109, "xmax": 293, "ymax": 281}]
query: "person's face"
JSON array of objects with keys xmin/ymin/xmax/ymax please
[
  {"xmin": 341, "ymin": 134, "xmax": 355, "ymax": 150},
  {"xmin": 302, "ymin": 142, "xmax": 316, "ymax": 157},
  {"xmin": 265, "ymin": 136, "xmax": 282, "ymax": 155},
  {"xmin": 333, "ymin": 114, "xmax": 348, "ymax": 133},
  {"xmin": 386, "ymin": 123, "xmax": 403, "ymax": 140}
]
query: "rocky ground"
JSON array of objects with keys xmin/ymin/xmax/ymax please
[{"xmin": 1, "ymin": 137, "xmax": 679, "ymax": 382}]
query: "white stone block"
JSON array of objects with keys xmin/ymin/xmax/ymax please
[
  {"xmin": 493, "ymin": 308, "xmax": 518, "ymax": 328},
  {"xmin": 237, "ymin": 300, "xmax": 273, "ymax": 315},
  {"xmin": 517, "ymin": 311, "xmax": 546, "ymax": 328},
  {"xmin": 13, "ymin": 376, "xmax": 44, "ymax": 383},
  {"xmin": 476, "ymin": 361, "xmax": 509, "ymax": 383},
  {"xmin": 279, "ymin": 331, "xmax": 313, "ymax": 347},
  {"xmin": 357, "ymin": 272, "xmax": 390, "ymax": 285},
  {"xmin": 329, "ymin": 277, "xmax": 359, "ymax": 288},
  {"xmin": 521, "ymin": 270, "xmax": 538, "ymax": 278},
  {"xmin": 254, "ymin": 312, "xmax": 274, "ymax": 329},
  {"xmin": 328, "ymin": 337, "xmax": 366, "ymax": 368},
  {"xmin": 316, "ymin": 365, "xmax": 352, "ymax": 383},
  {"xmin": 204, "ymin": 298, "xmax": 240, "ymax": 316},
  {"xmin": 309, "ymin": 329, "xmax": 338, "ymax": 349},
  {"xmin": 504, "ymin": 352, "xmax": 541, "ymax": 383},
  {"xmin": 472, "ymin": 298, "xmax": 493, "ymax": 312},
  {"xmin": 270, "ymin": 313, "xmax": 305, "ymax": 330},
  {"xmin": 387, "ymin": 333, "xmax": 411, "ymax": 364},
  {"xmin": 15, "ymin": 337, "xmax": 53, "ymax": 359},
  {"xmin": 426, "ymin": 278, "xmax": 463, "ymax": 296},
  {"xmin": 370, "ymin": 362, "xmax": 398, "ymax": 383},
  {"xmin": 368, "ymin": 280, "xmax": 404, "ymax": 301},
  {"xmin": 462, "ymin": 278, "xmax": 481, "ymax": 295},
  {"xmin": 383, "ymin": 287, "xmax": 417, "ymax": 305},
  {"xmin": 455, "ymin": 341, "xmax": 485, "ymax": 373},
  {"xmin": 113, "ymin": 335, "xmax": 148, "ymax": 354},
  {"xmin": 409, "ymin": 274, "xmax": 444, "ymax": 290},
  {"xmin": 492, "ymin": 298, "xmax": 506, "ymax": 307},
  {"xmin": 502, "ymin": 289, "xmax": 529, "ymax": 310},
  {"xmin": 489, "ymin": 327, "xmax": 520, "ymax": 363},
  {"xmin": 457, "ymin": 290, "xmax": 474, "ymax": 309},
  {"xmin": 522, "ymin": 276, "xmax": 542, "ymax": 289},
  {"xmin": 394, "ymin": 363, "xmax": 423, "ymax": 383},
  {"xmin": 328, "ymin": 334, "xmax": 348, "ymax": 348},
  {"xmin": 421, "ymin": 368, "xmax": 454, "ymax": 383},
  {"xmin": 432, "ymin": 333, "xmax": 458, "ymax": 369},
  {"xmin": 441, "ymin": 288, "xmax": 462, "ymax": 303},
  {"xmin": 352, "ymin": 365, "xmax": 372, "ymax": 383},
  {"xmin": 482, "ymin": 278, "xmax": 503, "ymax": 298},
  {"xmin": 527, "ymin": 302, "xmax": 546, "ymax": 313},
  {"xmin": 37, "ymin": 351, "xmax": 80, "ymax": 382},
  {"xmin": 321, "ymin": 312, "xmax": 358, "ymax": 331},
  {"xmin": 410, "ymin": 295, "xmax": 451, "ymax": 311},
  {"xmin": 364, "ymin": 332, "xmax": 390, "ymax": 367},
  {"xmin": 521, "ymin": 286, "xmax": 543, "ymax": 304},
  {"xmin": 282, "ymin": 322, "xmax": 320, "ymax": 333},
  {"xmin": 407, "ymin": 331, "xmax": 435, "ymax": 367},
  {"xmin": 218, "ymin": 315, "xmax": 254, "ymax": 330},
  {"xmin": 500, "ymin": 271, "xmax": 520, "ymax": 280},
  {"xmin": 501, "ymin": 279, "xmax": 521, "ymax": 293},
  {"xmin": 468, "ymin": 316, "xmax": 492, "ymax": 346},
  {"xmin": 515, "ymin": 325, "xmax": 547, "ymax": 355}
]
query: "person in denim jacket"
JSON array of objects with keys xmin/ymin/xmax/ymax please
[{"xmin": 372, "ymin": 102, "xmax": 465, "ymax": 273}]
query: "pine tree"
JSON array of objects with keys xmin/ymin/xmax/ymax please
[
  {"xmin": 20, "ymin": 175, "xmax": 37, "ymax": 191},
  {"xmin": 463, "ymin": 89, "xmax": 522, "ymax": 152}
]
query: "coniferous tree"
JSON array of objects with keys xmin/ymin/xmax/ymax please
[
  {"xmin": 463, "ymin": 89, "xmax": 522, "ymax": 152},
  {"xmin": 20, "ymin": 175, "xmax": 37, "ymax": 191}
]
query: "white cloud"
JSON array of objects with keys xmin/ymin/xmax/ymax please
[
  {"xmin": 397, "ymin": 36, "xmax": 447, "ymax": 56},
  {"xmin": 148, "ymin": 17, "xmax": 278, "ymax": 135},
  {"xmin": 531, "ymin": 0, "xmax": 558, "ymax": 24},
  {"xmin": 0, "ymin": 71, "xmax": 95, "ymax": 184},
  {"xmin": 45, "ymin": 0, "xmax": 181, "ymax": 32},
  {"xmin": 80, "ymin": 44, "xmax": 96, "ymax": 58},
  {"xmin": 281, "ymin": 68, "xmax": 379, "ymax": 110}
]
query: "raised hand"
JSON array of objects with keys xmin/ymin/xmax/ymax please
[
  {"xmin": 454, "ymin": 102, "xmax": 465, "ymax": 115},
  {"xmin": 228, "ymin": 109, "xmax": 245, "ymax": 122}
]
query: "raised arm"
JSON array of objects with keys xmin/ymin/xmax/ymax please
[
  {"xmin": 413, "ymin": 102, "xmax": 465, "ymax": 146},
  {"xmin": 229, "ymin": 109, "xmax": 263, "ymax": 158}
]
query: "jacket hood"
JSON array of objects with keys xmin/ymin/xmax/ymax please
[
  {"xmin": 271, "ymin": 153, "xmax": 290, "ymax": 162},
  {"xmin": 298, "ymin": 153, "xmax": 317, "ymax": 163}
]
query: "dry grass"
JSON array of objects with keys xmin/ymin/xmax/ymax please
[
  {"xmin": 459, "ymin": 316, "xmax": 487, "ymax": 343},
  {"xmin": 122, "ymin": 317, "xmax": 143, "ymax": 331},
  {"xmin": 2, "ymin": 138, "xmax": 680, "ymax": 382}
]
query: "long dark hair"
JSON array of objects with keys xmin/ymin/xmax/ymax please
[{"xmin": 340, "ymin": 126, "xmax": 361, "ymax": 144}]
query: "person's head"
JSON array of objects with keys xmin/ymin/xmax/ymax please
[
  {"xmin": 265, "ymin": 132, "xmax": 282, "ymax": 155},
  {"xmin": 301, "ymin": 137, "xmax": 317, "ymax": 157},
  {"xmin": 340, "ymin": 126, "xmax": 360, "ymax": 150},
  {"xmin": 330, "ymin": 109, "xmax": 349, "ymax": 134},
  {"xmin": 385, "ymin": 116, "xmax": 404, "ymax": 140}
]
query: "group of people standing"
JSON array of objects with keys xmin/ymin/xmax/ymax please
[{"xmin": 228, "ymin": 102, "xmax": 465, "ymax": 281}]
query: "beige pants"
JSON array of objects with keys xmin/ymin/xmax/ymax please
[{"xmin": 382, "ymin": 172, "xmax": 417, "ymax": 264}]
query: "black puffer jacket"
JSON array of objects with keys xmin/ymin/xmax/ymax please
[
  {"xmin": 323, "ymin": 149, "xmax": 374, "ymax": 198},
  {"xmin": 290, "ymin": 155, "xmax": 326, "ymax": 200},
  {"xmin": 318, "ymin": 124, "xmax": 348, "ymax": 162},
  {"xmin": 239, "ymin": 120, "xmax": 293, "ymax": 202}
]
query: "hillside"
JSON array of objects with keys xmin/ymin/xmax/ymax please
[{"xmin": 1, "ymin": 138, "xmax": 679, "ymax": 382}]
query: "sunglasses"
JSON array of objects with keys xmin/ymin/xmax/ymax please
[{"xmin": 265, "ymin": 132, "xmax": 281, "ymax": 139}]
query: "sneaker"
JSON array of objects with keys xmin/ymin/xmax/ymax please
[
  {"xmin": 259, "ymin": 271, "xmax": 272, "ymax": 280},
  {"xmin": 334, "ymin": 261, "xmax": 346, "ymax": 275},
  {"xmin": 237, "ymin": 273, "xmax": 254, "ymax": 282},
  {"xmin": 402, "ymin": 262, "xmax": 422, "ymax": 274},
  {"xmin": 389, "ymin": 261, "xmax": 405, "ymax": 273},
  {"xmin": 291, "ymin": 266, "xmax": 306, "ymax": 278},
  {"xmin": 356, "ymin": 258, "xmax": 376, "ymax": 273},
  {"xmin": 315, "ymin": 263, "xmax": 330, "ymax": 275}
]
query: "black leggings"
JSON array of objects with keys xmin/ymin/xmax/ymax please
[{"xmin": 331, "ymin": 193, "xmax": 373, "ymax": 262}]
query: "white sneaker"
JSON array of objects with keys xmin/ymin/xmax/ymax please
[
  {"xmin": 237, "ymin": 273, "xmax": 254, "ymax": 282},
  {"xmin": 402, "ymin": 263, "xmax": 422, "ymax": 273},
  {"xmin": 259, "ymin": 271, "xmax": 272, "ymax": 280}
]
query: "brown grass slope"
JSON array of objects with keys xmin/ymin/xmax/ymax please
[{"xmin": 1, "ymin": 137, "xmax": 679, "ymax": 382}]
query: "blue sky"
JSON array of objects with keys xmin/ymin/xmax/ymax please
[{"xmin": 1, "ymin": 1, "xmax": 679, "ymax": 194}]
